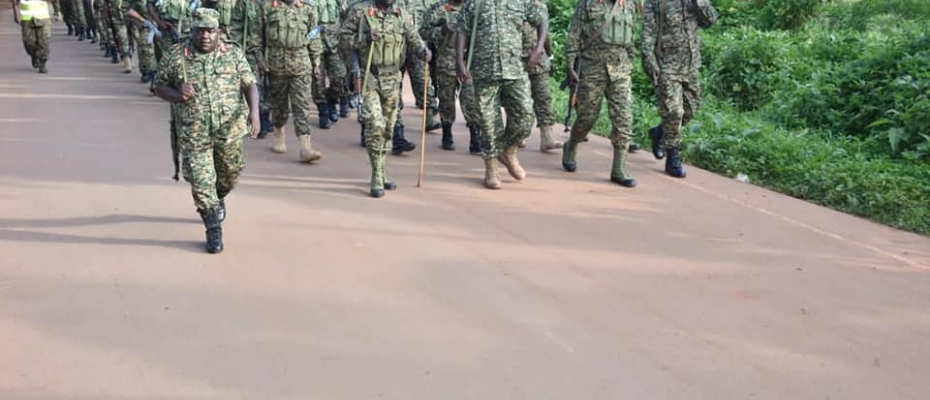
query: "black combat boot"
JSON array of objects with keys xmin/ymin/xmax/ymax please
[
  {"xmin": 31, "ymin": 55, "xmax": 38, "ymax": 69},
  {"xmin": 391, "ymin": 122, "xmax": 415, "ymax": 155},
  {"xmin": 468, "ymin": 123, "xmax": 481, "ymax": 154},
  {"xmin": 327, "ymin": 98, "xmax": 339, "ymax": 122},
  {"xmin": 339, "ymin": 96, "xmax": 349, "ymax": 118},
  {"xmin": 37, "ymin": 60, "xmax": 48, "ymax": 74},
  {"xmin": 78, "ymin": 28, "xmax": 85, "ymax": 41},
  {"xmin": 217, "ymin": 198, "xmax": 227, "ymax": 222},
  {"xmin": 67, "ymin": 24, "xmax": 74, "ymax": 36},
  {"xmin": 198, "ymin": 208, "xmax": 224, "ymax": 254},
  {"xmin": 103, "ymin": 44, "xmax": 111, "ymax": 58},
  {"xmin": 441, "ymin": 122, "xmax": 455, "ymax": 151},
  {"xmin": 665, "ymin": 147, "xmax": 686, "ymax": 178},
  {"xmin": 317, "ymin": 102, "xmax": 332, "ymax": 129},
  {"xmin": 629, "ymin": 142, "xmax": 641, "ymax": 153},
  {"xmin": 649, "ymin": 126, "xmax": 665, "ymax": 159},
  {"xmin": 111, "ymin": 50, "xmax": 120, "ymax": 64}
]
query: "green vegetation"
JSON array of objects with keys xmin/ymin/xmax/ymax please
[{"xmin": 546, "ymin": 0, "xmax": 930, "ymax": 235}]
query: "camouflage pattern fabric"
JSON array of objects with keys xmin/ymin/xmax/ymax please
[
  {"xmin": 72, "ymin": 0, "xmax": 86, "ymax": 29},
  {"xmin": 229, "ymin": 0, "xmax": 269, "ymax": 113},
  {"xmin": 268, "ymin": 74, "xmax": 315, "ymax": 133},
  {"xmin": 21, "ymin": 19, "xmax": 51, "ymax": 63},
  {"xmin": 153, "ymin": 42, "xmax": 256, "ymax": 210},
  {"xmin": 398, "ymin": 0, "xmax": 437, "ymax": 109},
  {"xmin": 566, "ymin": 0, "xmax": 637, "ymax": 147},
  {"xmin": 128, "ymin": 0, "xmax": 157, "ymax": 72},
  {"xmin": 256, "ymin": 0, "xmax": 321, "ymax": 135},
  {"xmin": 104, "ymin": 0, "xmax": 132, "ymax": 57},
  {"xmin": 455, "ymin": 0, "xmax": 541, "ymax": 159},
  {"xmin": 60, "ymin": 0, "xmax": 75, "ymax": 27},
  {"xmin": 521, "ymin": 1, "xmax": 554, "ymax": 128},
  {"xmin": 310, "ymin": 0, "xmax": 346, "ymax": 103},
  {"xmin": 641, "ymin": 0, "xmax": 717, "ymax": 149},
  {"xmin": 341, "ymin": 2, "xmax": 426, "ymax": 181},
  {"xmin": 420, "ymin": 1, "xmax": 478, "ymax": 126},
  {"xmin": 454, "ymin": 0, "xmax": 542, "ymax": 83}
]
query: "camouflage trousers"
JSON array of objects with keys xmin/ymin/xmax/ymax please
[
  {"xmin": 95, "ymin": 7, "xmax": 108, "ymax": 43},
  {"xmin": 435, "ymin": 72, "xmax": 479, "ymax": 126},
  {"xmin": 133, "ymin": 24, "xmax": 157, "ymax": 74},
  {"xmin": 60, "ymin": 0, "xmax": 74, "ymax": 26},
  {"xmin": 21, "ymin": 19, "xmax": 51, "ymax": 62},
  {"xmin": 402, "ymin": 56, "xmax": 437, "ymax": 110},
  {"xmin": 181, "ymin": 136, "xmax": 245, "ymax": 211},
  {"xmin": 269, "ymin": 73, "xmax": 314, "ymax": 136},
  {"xmin": 70, "ymin": 0, "xmax": 86, "ymax": 29},
  {"xmin": 50, "ymin": 0, "xmax": 60, "ymax": 16},
  {"xmin": 529, "ymin": 72, "xmax": 556, "ymax": 128},
  {"xmin": 311, "ymin": 45, "xmax": 346, "ymax": 104},
  {"xmin": 361, "ymin": 73, "xmax": 402, "ymax": 154},
  {"xmin": 473, "ymin": 76, "xmax": 534, "ymax": 159},
  {"xmin": 657, "ymin": 74, "xmax": 701, "ymax": 149},
  {"xmin": 105, "ymin": 11, "xmax": 131, "ymax": 57},
  {"xmin": 570, "ymin": 62, "xmax": 633, "ymax": 148}
]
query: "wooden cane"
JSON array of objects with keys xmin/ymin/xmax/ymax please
[{"xmin": 416, "ymin": 62, "xmax": 430, "ymax": 188}]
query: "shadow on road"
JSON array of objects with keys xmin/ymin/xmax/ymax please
[
  {"xmin": 0, "ymin": 214, "xmax": 197, "ymax": 229},
  {"xmin": 0, "ymin": 229, "xmax": 202, "ymax": 253}
]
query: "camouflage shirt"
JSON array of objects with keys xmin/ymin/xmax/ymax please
[
  {"xmin": 313, "ymin": 0, "xmax": 346, "ymax": 52},
  {"xmin": 420, "ymin": 0, "xmax": 461, "ymax": 73},
  {"xmin": 203, "ymin": 0, "xmax": 237, "ymax": 30},
  {"xmin": 154, "ymin": 42, "xmax": 257, "ymax": 149},
  {"xmin": 340, "ymin": 2, "xmax": 426, "ymax": 75},
  {"xmin": 398, "ymin": 0, "xmax": 436, "ymax": 28},
  {"xmin": 641, "ymin": 0, "xmax": 717, "ymax": 78},
  {"xmin": 455, "ymin": 0, "xmax": 543, "ymax": 82},
  {"xmin": 148, "ymin": 0, "xmax": 193, "ymax": 37},
  {"xmin": 566, "ymin": 0, "xmax": 637, "ymax": 71},
  {"xmin": 255, "ymin": 0, "xmax": 322, "ymax": 76},
  {"xmin": 228, "ymin": 0, "xmax": 264, "ymax": 63}
]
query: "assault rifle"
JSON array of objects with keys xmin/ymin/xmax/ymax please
[{"xmin": 559, "ymin": 57, "xmax": 581, "ymax": 132}]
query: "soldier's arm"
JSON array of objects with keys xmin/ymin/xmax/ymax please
[
  {"xmin": 525, "ymin": 0, "xmax": 547, "ymax": 59},
  {"xmin": 641, "ymin": 0, "xmax": 659, "ymax": 79},
  {"xmin": 252, "ymin": 3, "xmax": 267, "ymax": 67},
  {"xmin": 338, "ymin": 4, "xmax": 361, "ymax": 52},
  {"xmin": 227, "ymin": 0, "xmax": 244, "ymax": 43},
  {"xmin": 564, "ymin": 0, "xmax": 585, "ymax": 63},
  {"xmin": 417, "ymin": 3, "xmax": 439, "ymax": 40},
  {"xmin": 306, "ymin": 7, "xmax": 322, "ymax": 67},
  {"xmin": 153, "ymin": 48, "xmax": 187, "ymax": 103}
]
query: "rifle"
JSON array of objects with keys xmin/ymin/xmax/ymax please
[
  {"xmin": 559, "ymin": 56, "xmax": 580, "ymax": 132},
  {"xmin": 352, "ymin": 51, "xmax": 362, "ymax": 121},
  {"xmin": 171, "ymin": 47, "xmax": 190, "ymax": 181}
]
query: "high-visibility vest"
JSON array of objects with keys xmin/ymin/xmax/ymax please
[{"xmin": 19, "ymin": 0, "xmax": 51, "ymax": 21}]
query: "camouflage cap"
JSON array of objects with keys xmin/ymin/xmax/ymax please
[{"xmin": 192, "ymin": 8, "xmax": 220, "ymax": 29}]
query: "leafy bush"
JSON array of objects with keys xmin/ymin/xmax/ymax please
[
  {"xmin": 751, "ymin": 0, "xmax": 823, "ymax": 31},
  {"xmin": 707, "ymin": 27, "xmax": 795, "ymax": 111}
]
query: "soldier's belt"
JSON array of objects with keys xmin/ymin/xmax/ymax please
[{"xmin": 370, "ymin": 65, "xmax": 401, "ymax": 75}]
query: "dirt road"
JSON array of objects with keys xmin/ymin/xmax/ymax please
[{"xmin": 2, "ymin": 10, "xmax": 929, "ymax": 400}]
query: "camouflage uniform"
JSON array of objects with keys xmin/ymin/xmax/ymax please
[
  {"xmin": 128, "ymin": 0, "xmax": 158, "ymax": 81},
  {"xmin": 397, "ymin": 0, "xmax": 439, "ymax": 131},
  {"xmin": 103, "ymin": 0, "xmax": 133, "ymax": 70},
  {"xmin": 455, "ymin": 0, "xmax": 543, "ymax": 189},
  {"xmin": 341, "ymin": 2, "xmax": 427, "ymax": 197},
  {"xmin": 641, "ymin": 0, "xmax": 716, "ymax": 178},
  {"xmin": 17, "ymin": 0, "xmax": 52, "ymax": 73},
  {"xmin": 520, "ymin": 1, "xmax": 562, "ymax": 152},
  {"xmin": 561, "ymin": 0, "xmax": 637, "ymax": 187},
  {"xmin": 148, "ymin": 0, "xmax": 193, "ymax": 62},
  {"xmin": 310, "ymin": 0, "xmax": 347, "ymax": 128},
  {"xmin": 153, "ymin": 8, "xmax": 257, "ymax": 253},
  {"xmin": 255, "ymin": 0, "xmax": 324, "ymax": 161},
  {"xmin": 229, "ymin": 0, "xmax": 271, "ymax": 135},
  {"xmin": 420, "ymin": 0, "xmax": 479, "ymax": 153},
  {"xmin": 71, "ymin": 0, "xmax": 88, "ymax": 38}
]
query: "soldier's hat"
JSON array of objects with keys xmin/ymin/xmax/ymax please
[{"xmin": 192, "ymin": 8, "xmax": 221, "ymax": 29}]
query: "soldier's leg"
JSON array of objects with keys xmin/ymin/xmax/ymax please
[
  {"xmin": 35, "ymin": 21, "xmax": 51, "ymax": 73},
  {"xmin": 214, "ymin": 135, "xmax": 245, "ymax": 206},
  {"xmin": 325, "ymin": 49, "xmax": 346, "ymax": 122},
  {"xmin": 682, "ymin": 74, "xmax": 701, "ymax": 128},
  {"xmin": 658, "ymin": 76, "xmax": 686, "ymax": 178},
  {"xmin": 289, "ymin": 73, "xmax": 321, "ymax": 162},
  {"xmin": 72, "ymin": 0, "xmax": 86, "ymax": 38},
  {"xmin": 459, "ymin": 77, "xmax": 482, "ymax": 154},
  {"xmin": 604, "ymin": 67, "xmax": 635, "ymax": 186},
  {"xmin": 51, "ymin": 0, "xmax": 61, "ymax": 19},
  {"xmin": 390, "ymin": 93, "xmax": 415, "ymax": 155},
  {"xmin": 21, "ymin": 21, "xmax": 34, "ymax": 60},
  {"xmin": 110, "ymin": 13, "xmax": 131, "ymax": 71},
  {"xmin": 530, "ymin": 71, "xmax": 562, "ymax": 152},
  {"xmin": 182, "ymin": 147, "xmax": 224, "ymax": 253},
  {"xmin": 311, "ymin": 53, "xmax": 330, "ymax": 128},
  {"xmin": 496, "ymin": 76, "xmax": 533, "ymax": 181},
  {"xmin": 269, "ymin": 74, "xmax": 291, "ymax": 153},
  {"xmin": 61, "ymin": 0, "xmax": 74, "ymax": 34},
  {"xmin": 473, "ymin": 80, "xmax": 504, "ymax": 188},
  {"xmin": 562, "ymin": 67, "xmax": 607, "ymax": 172},
  {"xmin": 435, "ymin": 72, "xmax": 458, "ymax": 151},
  {"xmin": 363, "ymin": 75, "xmax": 388, "ymax": 197}
]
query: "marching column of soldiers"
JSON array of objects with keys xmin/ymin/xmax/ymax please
[{"xmin": 12, "ymin": 0, "xmax": 718, "ymax": 253}]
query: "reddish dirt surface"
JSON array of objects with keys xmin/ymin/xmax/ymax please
[{"xmin": 2, "ymin": 7, "xmax": 930, "ymax": 399}]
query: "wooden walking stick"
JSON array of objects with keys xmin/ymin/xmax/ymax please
[{"xmin": 416, "ymin": 62, "xmax": 430, "ymax": 188}]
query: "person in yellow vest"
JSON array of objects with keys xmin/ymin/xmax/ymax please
[{"xmin": 13, "ymin": 0, "xmax": 53, "ymax": 74}]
